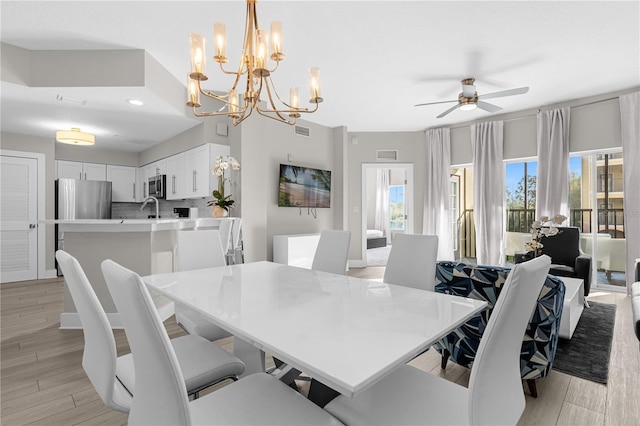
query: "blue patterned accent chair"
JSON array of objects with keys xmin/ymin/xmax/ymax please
[{"xmin": 433, "ymin": 261, "xmax": 566, "ymax": 397}]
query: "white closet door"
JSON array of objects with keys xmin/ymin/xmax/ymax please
[{"xmin": 1, "ymin": 155, "xmax": 38, "ymax": 282}]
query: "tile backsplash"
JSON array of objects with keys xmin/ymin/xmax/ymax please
[{"xmin": 112, "ymin": 198, "xmax": 213, "ymax": 219}]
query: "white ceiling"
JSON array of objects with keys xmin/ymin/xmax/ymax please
[{"xmin": 2, "ymin": 1, "xmax": 639, "ymax": 152}]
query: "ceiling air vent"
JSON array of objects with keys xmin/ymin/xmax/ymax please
[
  {"xmin": 294, "ymin": 125, "xmax": 311, "ymax": 138},
  {"xmin": 376, "ymin": 149, "xmax": 398, "ymax": 161}
]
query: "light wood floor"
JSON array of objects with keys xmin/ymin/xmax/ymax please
[{"xmin": 2, "ymin": 269, "xmax": 639, "ymax": 425}]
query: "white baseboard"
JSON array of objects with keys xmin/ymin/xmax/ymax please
[
  {"xmin": 44, "ymin": 269, "xmax": 58, "ymax": 279},
  {"xmin": 349, "ymin": 259, "xmax": 367, "ymax": 268},
  {"xmin": 60, "ymin": 312, "xmax": 124, "ymax": 329}
]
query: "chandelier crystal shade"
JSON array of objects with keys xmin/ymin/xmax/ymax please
[
  {"xmin": 55, "ymin": 128, "xmax": 95, "ymax": 145},
  {"xmin": 186, "ymin": 0, "xmax": 322, "ymax": 126}
]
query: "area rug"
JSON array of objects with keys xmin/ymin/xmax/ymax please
[{"xmin": 552, "ymin": 301, "xmax": 616, "ymax": 384}]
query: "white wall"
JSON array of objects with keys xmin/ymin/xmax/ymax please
[
  {"xmin": 55, "ymin": 144, "xmax": 139, "ymax": 166},
  {"xmin": 345, "ymin": 131, "xmax": 426, "ymax": 260},
  {"xmin": 237, "ymin": 116, "xmax": 338, "ymax": 262},
  {"xmin": 449, "ymin": 89, "xmax": 632, "ymax": 166}
]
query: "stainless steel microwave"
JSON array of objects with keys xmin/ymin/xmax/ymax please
[{"xmin": 148, "ymin": 174, "xmax": 166, "ymax": 199}]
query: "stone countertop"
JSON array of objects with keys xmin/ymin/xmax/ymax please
[{"xmin": 41, "ymin": 218, "xmax": 229, "ymax": 232}]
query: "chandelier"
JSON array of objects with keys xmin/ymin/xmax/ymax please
[{"xmin": 187, "ymin": 0, "xmax": 323, "ymax": 126}]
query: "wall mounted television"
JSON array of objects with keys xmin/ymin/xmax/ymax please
[{"xmin": 278, "ymin": 164, "xmax": 331, "ymax": 208}]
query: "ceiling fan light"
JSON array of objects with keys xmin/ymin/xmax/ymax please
[
  {"xmin": 459, "ymin": 103, "xmax": 477, "ymax": 111},
  {"xmin": 56, "ymin": 128, "xmax": 95, "ymax": 146}
]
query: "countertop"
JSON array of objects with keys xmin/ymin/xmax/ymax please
[{"xmin": 41, "ymin": 217, "xmax": 229, "ymax": 232}]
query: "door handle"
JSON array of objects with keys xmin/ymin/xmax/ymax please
[{"xmin": 29, "ymin": 224, "xmax": 36, "ymax": 229}]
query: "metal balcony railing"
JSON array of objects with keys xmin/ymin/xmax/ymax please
[{"xmin": 458, "ymin": 208, "xmax": 625, "ymax": 258}]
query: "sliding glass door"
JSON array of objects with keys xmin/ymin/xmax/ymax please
[{"xmin": 569, "ymin": 150, "xmax": 626, "ymax": 289}]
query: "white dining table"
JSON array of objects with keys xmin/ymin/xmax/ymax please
[{"xmin": 142, "ymin": 261, "xmax": 487, "ymax": 398}]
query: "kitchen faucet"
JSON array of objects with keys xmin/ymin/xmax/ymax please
[{"xmin": 141, "ymin": 196, "xmax": 159, "ymax": 218}]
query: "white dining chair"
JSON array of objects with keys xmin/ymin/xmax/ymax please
[
  {"xmin": 218, "ymin": 218, "xmax": 234, "ymax": 265},
  {"xmin": 383, "ymin": 233, "xmax": 439, "ymax": 291},
  {"xmin": 311, "ymin": 230, "xmax": 352, "ymax": 275},
  {"xmin": 292, "ymin": 230, "xmax": 350, "ymax": 396},
  {"xmin": 100, "ymin": 259, "xmax": 343, "ymax": 426},
  {"xmin": 324, "ymin": 255, "xmax": 552, "ymax": 426},
  {"xmin": 55, "ymin": 250, "xmax": 245, "ymax": 414},
  {"xmin": 174, "ymin": 230, "xmax": 232, "ymax": 342},
  {"xmin": 231, "ymin": 218, "xmax": 244, "ymax": 264}
]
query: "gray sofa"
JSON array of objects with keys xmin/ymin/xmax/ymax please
[{"xmin": 633, "ymin": 259, "xmax": 640, "ymax": 345}]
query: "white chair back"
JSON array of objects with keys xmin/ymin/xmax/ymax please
[
  {"xmin": 231, "ymin": 218, "xmax": 244, "ymax": 264},
  {"xmin": 55, "ymin": 250, "xmax": 130, "ymax": 413},
  {"xmin": 175, "ymin": 229, "xmax": 230, "ymax": 341},
  {"xmin": 311, "ymin": 230, "xmax": 351, "ymax": 275},
  {"xmin": 468, "ymin": 255, "xmax": 551, "ymax": 425},
  {"xmin": 102, "ymin": 260, "xmax": 191, "ymax": 425},
  {"xmin": 383, "ymin": 234, "xmax": 439, "ymax": 291},
  {"xmin": 218, "ymin": 219, "xmax": 234, "ymax": 263},
  {"xmin": 231, "ymin": 218, "xmax": 242, "ymax": 249},
  {"xmin": 176, "ymin": 229, "xmax": 226, "ymax": 270}
]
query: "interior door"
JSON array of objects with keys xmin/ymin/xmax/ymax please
[{"xmin": 1, "ymin": 155, "xmax": 38, "ymax": 282}]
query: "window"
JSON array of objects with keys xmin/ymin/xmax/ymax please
[
  {"xmin": 505, "ymin": 161, "xmax": 537, "ymax": 232},
  {"xmin": 598, "ymin": 173, "xmax": 613, "ymax": 192},
  {"xmin": 389, "ymin": 185, "xmax": 405, "ymax": 230}
]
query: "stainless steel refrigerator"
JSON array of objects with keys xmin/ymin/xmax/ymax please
[{"xmin": 56, "ymin": 178, "xmax": 112, "ymax": 274}]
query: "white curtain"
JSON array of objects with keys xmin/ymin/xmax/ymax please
[
  {"xmin": 374, "ymin": 168, "xmax": 390, "ymax": 243},
  {"xmin": 536, "ymin": 107, "xmax": 570, "ymax": 219},
  {"xmin": 472, "ymin": 121, "xmax": 505, "ymax": 266},
  {"xmin": 423, "ymin": 128, "xmax": 453, "ymax": 260},
  {"xmin": 619, "ymin": 91, "xmax": 640, "ymax": 293}
]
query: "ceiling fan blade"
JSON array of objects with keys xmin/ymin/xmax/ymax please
[
  {"xmin": 476, "ymin": 101, "xmax": 503, "ymax": 113},
  {"xmin": 414, "ymin": 99, "xmax": 457, "ymax": 107},
  {"xmin": 436, "ymin": 104, "xmax": 461, "ymax": 118},
  {"xmin": 478, "ymin": 86, "xmax": 529, "ymax": 100}
]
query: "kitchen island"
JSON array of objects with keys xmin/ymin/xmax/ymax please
[{"xmin": 46, "ymin": 218, "xmax": 230, "ymax": 329}]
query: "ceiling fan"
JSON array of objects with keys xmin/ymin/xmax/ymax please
[{"xmin": 415, "ymin": 78, "xmax": 529, "ymax": 118}]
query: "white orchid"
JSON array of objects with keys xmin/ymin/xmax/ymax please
[
  {"xmin": 209, "ymin": 156, "xmax": 240, "ymax": 211},
  {"xmin": 213, "ymin": 155, "xmax": 239, "ymax": 176},
  {"xmin": 527, "ymin": 213, "xmax": 567, "ymax": 254}
]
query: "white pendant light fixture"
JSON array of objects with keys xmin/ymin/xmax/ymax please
[
  {"xmin": 187, "ymin": 0, "xmax": 322, "ymax": 126},
  {"xmin": 56, "ymin": 128, "xmax": 95, "ymax": 145}
]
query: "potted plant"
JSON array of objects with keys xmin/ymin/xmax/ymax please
[
  {"xmin": 208, "ymin": 155, "xmax": 240, "ymax": 217},
  {"xmin": 525, "ymin": 214, "xmax": 567, "ymax": 256}
]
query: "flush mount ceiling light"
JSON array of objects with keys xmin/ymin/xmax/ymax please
[
  {"xmin": 127, "ymin": 99, "xmax": 144, "ymax": 106},
  {"xmin": 186, "ymin": 0, "xmax": 322, "ymax": 126},
  {"xmin": 55, "ymin": 128, "xmax": 95, "ymax": 146}
]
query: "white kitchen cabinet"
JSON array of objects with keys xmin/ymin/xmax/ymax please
[
  {"xmin": 56, "ymin": 160, "xmax": 106, "ymax": 181},
  {"xmin": 164, "ymin": 144, "xmax": 230, "ymax": 200},
  {"xmin": 137, "ymin": 144, "xmax": 229, "ymax": 200},
  {"xmin": 186, "ymin": 145, "xmax": 211, "ymax": 198},
  {"xmin": 166, "ymin": 152, "xmax": 186, "ymax": 200},
  {"xmin": 106, "ymin": 165, "xmax": 137, "ymax": 202}
]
